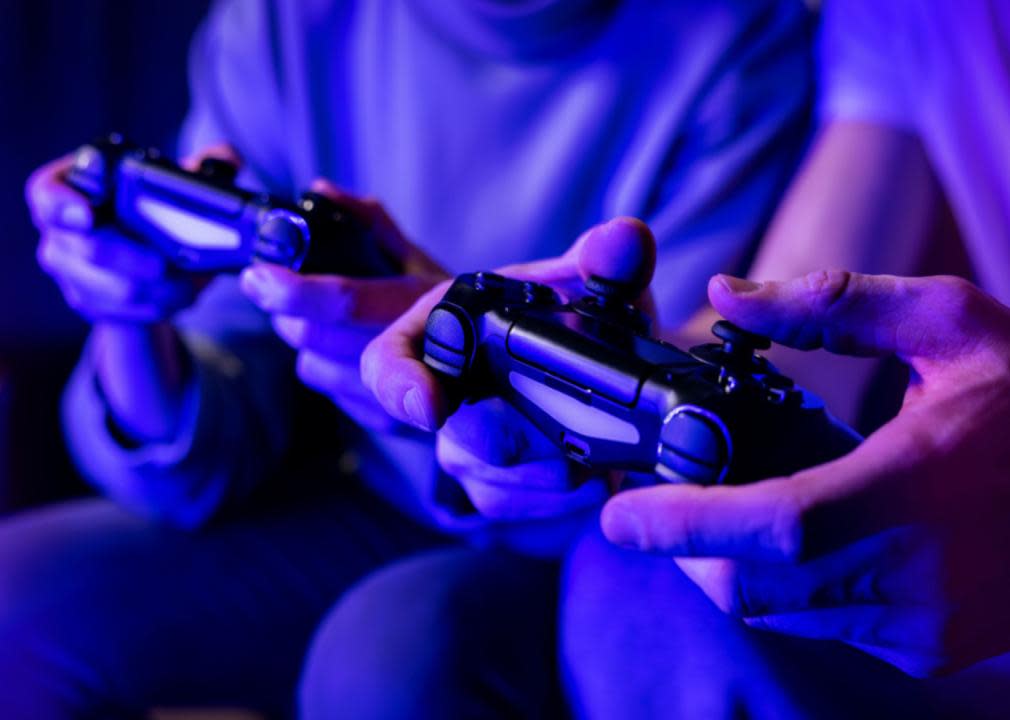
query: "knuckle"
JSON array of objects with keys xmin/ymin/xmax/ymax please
[
  {"xmin": 803, "ymin": 269, "xmax": 853, "ymax": 317},
  {"xmin": 932, "ymin": 275, "xmax": 989, "ymax": 334},
  {"xmin": 35, "ymin": 238, "xmax": 56, "ymax": 272}
]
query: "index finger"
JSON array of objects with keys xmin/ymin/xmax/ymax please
[
  {"xmin": 360, "ymin": 280, "xmax": 452, "ymax": 431},
  {"xmin": 601, "ymin": 420, "xmax": 924, "ymax": 562}
]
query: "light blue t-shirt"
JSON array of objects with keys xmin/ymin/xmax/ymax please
[
  {"xmin": 63, "ymin": 0, "xmax": 813, "ymax": 537},
  {"xmin": 820, "ymin": 0, "xmax": 1010, "ymax": 305}
]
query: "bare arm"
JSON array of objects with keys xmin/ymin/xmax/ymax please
[{"xmin": 684, "ymin": 120, "xmax": 952, "ymax": 423}]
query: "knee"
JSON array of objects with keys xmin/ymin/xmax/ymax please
[
  {"xmin": 0, "ymin": 502, "xmax": 144, "ymax": 718},
  {"xmin": 299, "ymin": 549, "xmax": 559, "ymax": 720},
  {"xmin": 299, "ymin": 550, "xmax": 482, "ymax": 720}
]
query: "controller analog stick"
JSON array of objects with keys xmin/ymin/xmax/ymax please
[{"xmin": 712, "ymin": 320, "xmax": 770, "ymax": 363}]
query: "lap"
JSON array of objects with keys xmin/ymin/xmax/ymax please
[
  {"xmin": 301, "ymin": 547, "xmax": 565, "ymax": 720},
  {"xmin": 0, "ymin": 485, "xmax": 441, "ymax": 718},
  {"xmin": 561, "ymin": 526, "xmax": 1010, "ymax": 720}
]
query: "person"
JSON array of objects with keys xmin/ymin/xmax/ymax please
[
  {"xmin": 362, "ymin": 0, "xmax": 1010, "ymax": 717},
  {"xmin": 9, "ymin": 0, "xmax": 814, "ymax": 716},
  {"xmin": 560, "ymin": 1, "xmax": 1010, "ymax": 717}
]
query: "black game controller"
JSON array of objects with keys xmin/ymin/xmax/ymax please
[
  {"xmin": 422, "ymin": 271, "xmax": 861, "ymax": 485},
  {"xmin": 65, "ymin": 134, "xmax": 396, "ymax": 276}
]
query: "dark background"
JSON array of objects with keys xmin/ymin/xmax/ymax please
[{"xmin": 0, "ymin": 1, "xmax": 212, "ymax": 509}]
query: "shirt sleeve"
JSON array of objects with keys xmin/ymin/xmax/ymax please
[
  {"xmin": 61, "ymin": 0, "xmax": 297, "ymax": 528},
  {"xmin": 642, "ymin": 0, "xmax": 817, "ymax": 327},
  {"xmin": 817, "ymin": 0, "xmax": 916, "ymax": 130}
]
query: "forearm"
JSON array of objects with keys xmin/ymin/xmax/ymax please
[
  {"xmin": 749, "ymin": 120, "xmax": 942, "ymax": 283},
  {"xmin": 91, "ymin": 322, "xmax": 191, "ymax": 443},
  {"xmin": 680, "ymin": 121, "xmax": 948, "ymax": 425}
]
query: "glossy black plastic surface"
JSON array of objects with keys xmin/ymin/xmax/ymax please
[{"xmin": 423, "ymin": 272, "xmax": 862, "ymax": 486}]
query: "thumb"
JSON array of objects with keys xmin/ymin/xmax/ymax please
[
  {"xmin": 576, "ymin": 216, "xmax": 656, "ymax": 301},
  {"xmin": 708, "ymin": 271, "xmax": 1008, "ymax": 363},
  {"xmin": 495, "ymin": 216, "xmax": 657, "ymax": 301}
]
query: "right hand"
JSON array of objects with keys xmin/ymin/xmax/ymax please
[
  {"xmin": 602, "ymin": 272, "xmax": 1010, "ymax": 677},
  {"xmin": 26, "ymin": 145, "xmax": 239, "ymax": 442}
]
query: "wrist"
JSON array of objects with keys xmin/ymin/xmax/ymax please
[{"xmin": 91, "ymin": 321, "xmax": 194, "ymax": 443}]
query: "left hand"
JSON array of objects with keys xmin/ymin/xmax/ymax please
[
  {"xmin": 240, "ymin": 181, "xmax": 447, "ymax": 429},
  {"xmin": 362, "ymin": 217, "xmax": 656, "ymax": 521},
  {"xmin": 601, "ymin": 270, "xmax": 1010, "ymax": 678}
]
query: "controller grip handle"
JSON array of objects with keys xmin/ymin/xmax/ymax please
[{"xmin": 296, "ymin": 193, "xmax": 398, "ymax": 277}]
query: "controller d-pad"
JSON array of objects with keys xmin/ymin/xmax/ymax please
[{"xmin": 423, "ymin": 308, "xmax": 470, "ymax": 378}]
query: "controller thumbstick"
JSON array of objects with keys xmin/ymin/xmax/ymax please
[
  {"xmin": 712, "ymin": 320, "xmax": 770, "ymax": 363},
  {"xmin": 584, "ymin": 274, "xmax": 641, "ymax": 304},
  {"xmin": 198, "ymin": 158, "xmax": 239, "ymax": 185}
]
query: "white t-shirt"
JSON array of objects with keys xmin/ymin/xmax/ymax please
[{"xmin": 820, "ymin": 0, "xmax": 1010, "ymax": 303}]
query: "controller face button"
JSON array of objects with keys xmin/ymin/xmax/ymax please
[{"xmin": 659, "ymin": 408, "xmax": 729, "ymax": 475}]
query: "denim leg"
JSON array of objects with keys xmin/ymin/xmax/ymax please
[
  {"xmin": 0, "ymin": 488, "xmax": 441, "ymax": 719},
  {"xmin": 299, "ymin": 548, "xmax": 565, "ymax": 720},
  {"xmin": 561, "ymin": 526, "xmax": 1010, "ymax": 720}
]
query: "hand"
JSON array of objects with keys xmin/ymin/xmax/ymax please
[
  {"xmin": 28, "ymin": 150, "xmax": 214, "ymax": 324},
  {"xmin": 362, "ymin": 217, "xmax": 657, "ymax": 521},
  {"xmin": 27, "ymin": 145, "xmax": 238, "ymax": 441},
  {"xmin": 239, "ymin": 181, "xmax": 447, "ymax": 430},
  {"xmin": 602, "ymin": 270, "xmax": 1010, "ymax": 677}
]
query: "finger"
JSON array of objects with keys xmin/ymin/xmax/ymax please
[
  {"xmin": 41, "ymin": 228, "xmax": 166, "ymax": 280},
  {"xmin": 438, "ymin": 436, "xmax": 607, "ymax": 520},
  {"xmin": 708, "ymin": 271, "xmax": 1009, "ymax": 362},
  {"xmin": 360, "ymin": 281, "xmax": 453, "ymax": 431},
  {"xmin": 39, "ymin": 234, "xmax": 190, "ymax": 309},
  {"xmin": 51, "ymin": 273, "xmax": 192, "ymax": 323},
  {"xmin": 240, "ymin": 264, "xmax": 432, "ymax": 325},
  {"xmin": 25, "ymin": 154, "xmax": 94, "ymax": 231},
  {"xmin": 438, "ymin": 399, "xmax": 567, "ymax": 468},
  {"xmin": 295, "ymin": 351, "xmax": 397, "ymax": 433},
  {"xmin": 601, "ymin": 419, "xmax": 925, "ymax": 562},
  {"xmin": 676, "ymin": 527, "xmax": 927, "ymax": 619},
  {"xmin": 456, "ymin": 475, "xmax": 608, "ymax": 522},
  {"xmin": 179, "ymin": 144, "xmax": 243, "ymax": 173},
  {"xmin": 437, "ymin": 415, "xmax": 581, "ymax": 492},
  {"xmin": 271, "ymin": 315, "xmax": 373, "ymax": 359},
  {"xmin": 497, "ymin": 217, "xmax": 657, "ymax": 301},
  {"xmin": 744, "ymin": 606, "xmax": 950, "ymax": 660}
]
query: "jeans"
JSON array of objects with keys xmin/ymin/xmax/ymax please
[
  {"xmin": 299, "ymin": 548, "xmax": 565, "ymax": 720},
  {"xmin": 0, "ymin": 484, "xmax": 441, "ymax": 719},
  {"xmin": 561, "ymin": 526, "xmax": 1010, "ymax": 720}
]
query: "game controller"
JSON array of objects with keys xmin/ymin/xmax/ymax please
[
  {"xmin": 422, "ymin": 271, "xmax": 861, "ymax": 485},
  {"xmin": 65, "ymin": 134, "xmax": 396, "ymax": 276}
]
